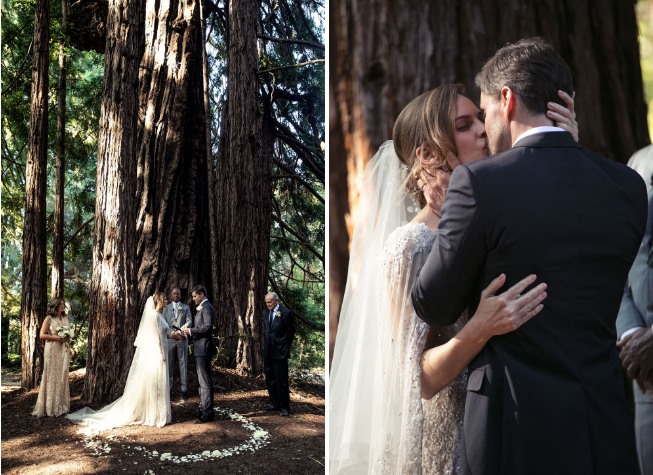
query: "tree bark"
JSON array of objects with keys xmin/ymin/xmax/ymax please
[
  {"xmin": 20, "ymin": 0, "xmax": 50, "ymax": 389},
  {"xmin": 329, "ymin": 0, "xmax": 650, "ymax": 343},
  {"xmin": 135, "ymin": 0, "xmax": 211, "ymax": 310},
  {"xmin": 52, "ymin": 0, "xmax": 70, "ymax": 300},
  {"xmin": 84, "ymin": 0, "xmax": 140, "ymax": 403},
  {"xmin": 214, "ymin": 0, "xmax": 267, "ymax": 374}
]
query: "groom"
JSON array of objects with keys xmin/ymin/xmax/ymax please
[
  {"xmin": 412, "ymin": 37, "xmax": 647, "ymax": 474},
  {"xmin": 181, "ymin": 285, "xmax": 217, "ymax": 423}
]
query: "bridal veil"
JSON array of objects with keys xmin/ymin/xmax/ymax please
[
  {"xmin": 329, "ymin": 141, "xmax": 422, "ymax": 473},
  {"xmin": 66, "ymin": 296, "xmax": 171, "ymax": 433}
]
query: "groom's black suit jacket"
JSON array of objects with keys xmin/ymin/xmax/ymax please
[
  {"xmin": 412, "ymin": 132, "xmax": 647, "ymax": 475},
  {"xmin": 190, "ymin": 300, "xmax": 217, "ymax": 357}
]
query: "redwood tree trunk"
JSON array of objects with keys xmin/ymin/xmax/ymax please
[
  {"xmin": 329, "ymin": 0, "xmax": 650, "ymax": 343},
  {"xmin": 84, "ymin": 0, "xmax": 141, "ymax": 403},
  {"xmin": 52, "ymin": 0, "xmax": 69, "ymax": 300},
  {"xmin": 214, "ymin": 0, "xmax": 267, "ymax": 374},
  {"xmin": 135, "ymin": 0, "xmax": 211, "ymax": 309},
  {"xmin": 20, "ymin": 0, "xmax": 50, "ymax": 389}
]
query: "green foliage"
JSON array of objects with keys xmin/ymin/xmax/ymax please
[
  {"xmin": 208, "ymin": 0, "xmax": 325, "ymax": 370},
  {"xmin": 1, "ymin": 0, "xmax": 103, "ymax": 364},
  {"xmin": 638, "ymin": 0, "xmax": 653, "ymax": 139}
]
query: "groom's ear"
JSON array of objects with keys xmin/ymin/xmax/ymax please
[{"xmin": 500, "ymin": 86, "xmax": 516, "ymax": 120}]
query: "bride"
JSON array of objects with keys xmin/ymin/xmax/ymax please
[
  {"xmin": 66, "ymin": 291, "xmax": 175, "ymax": 433},
  {"xmin": 329, "ymin": 84, "xmax": 577, "ymax": 473}
]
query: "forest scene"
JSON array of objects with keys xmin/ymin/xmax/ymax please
[{"xmin": 1, "ymin": 0, "xmax": 325, "ymax": 471}]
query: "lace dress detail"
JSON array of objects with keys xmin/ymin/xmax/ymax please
[
  {"xmin": 371, "ymin": 222, "xmax": 467, "ymax": 474},
  {"xmin": 66, "ymin": 301, "xmax": 171, "ymax": 434},
  {"xmin": 33, "ymin": 317, "xmax": 71, "ymax": 417}
]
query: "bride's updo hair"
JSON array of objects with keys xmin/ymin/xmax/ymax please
[
  {"xmin": 392, "ymin": 84, "xmax": 463, "ymax": 206},
  {"xmin": 152, "ymin": 291, "xmax": 166, "ymax": 311}
]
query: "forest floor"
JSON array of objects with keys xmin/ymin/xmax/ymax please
[{"xmin": 1, "ymin": 364, "xmax": 325, "ymax": 474}]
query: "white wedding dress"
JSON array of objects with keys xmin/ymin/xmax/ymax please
[
  {"xmin": 330, "ymin": 142, "xmax": 467, "ymax": 474},
  {"xmin": 66, "ymin": 297, "xmax": 171, "ymax": 434},
  {"xmin": 374, "ymin": 222, "xmax": 467, "ymax": 474}
]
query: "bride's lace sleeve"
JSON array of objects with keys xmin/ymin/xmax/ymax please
[{"xmin": 367, "ymin": 223, "xmax": 436, "ymax": 473}]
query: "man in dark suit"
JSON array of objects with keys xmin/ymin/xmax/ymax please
[
  {"xmin": 617, "ymin": 161, "xmax": 653, "ymax": 475},
  {"xmin": 412, "ymin": 37, "xmax": 647, "ymax": 474},
  {"xmin": 263, "ymin": 292, "xmax": 295, "ymax": 416},
  {"xmin": 181, "ymin": 285, "xmax": 217, "ymax": 423}
]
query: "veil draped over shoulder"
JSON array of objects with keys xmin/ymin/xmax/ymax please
[
  {"xmin": 329, "ymin": 141, "xmax": 425, "ymax": 473},
  {"xmin": 66, "ymin": 296, "xmax": 171, "ymax": 434}
]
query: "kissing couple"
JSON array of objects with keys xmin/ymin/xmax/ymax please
[{"xmin": 330, "ymin": 37, "xmax": 647, "ymax": 475}]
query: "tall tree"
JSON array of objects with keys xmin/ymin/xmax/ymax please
[
  {"xmin": 214, "ymin": 0, "xmax": 268, "ymax": 374},
  {"xmin": 83, "ymin": 0, "xmax": 141, "ymax": 403},
  {"xmin": 20, "ymin": 0, "xmax": 50, "ymax": 389},
  {"xmin": 135, "ymin": 0, "xmax": 212, "ymax": 309},
  {"xmin": 329, "ymin": 0, "xmax": 651, "ymax": 343},
  {"xmin": 51, "ymin": 0, "xmax": 70, "ymax": 299}
]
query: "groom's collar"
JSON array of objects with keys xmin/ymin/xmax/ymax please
[
  {"xmin": 200, "ymin": 298, "xmax": 208, "ymax": 306},
  {"xmin": 512, "ymin": 126, "xmax": 565, "ymax": 147}
]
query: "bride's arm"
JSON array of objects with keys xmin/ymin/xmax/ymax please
[{"xmin": 420, "ymin": 273, "xmax": 547, "ymax": 400}]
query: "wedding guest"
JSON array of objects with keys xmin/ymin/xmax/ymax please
[
  {"xmin": 32, "ymin": 298, "xmax": 71, "ymax": 417},
  {"xmin": 163, "ymin": 287, "xmax": 192, "ymax": 400},
  {"xmin": 263, "ymin": 292, "xmax": 295, "ymax": 417},
  {"xmin": 617, "ymin": 148, "xmax": 653, "ymax": 475}
]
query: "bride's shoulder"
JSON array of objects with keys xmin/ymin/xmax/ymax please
[{"xmin": 383, "ymin": 222, "xmax": 436, "ymax": 260}]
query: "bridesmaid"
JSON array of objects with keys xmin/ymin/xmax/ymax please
[{"xmin": 32, "ymin": 298, "xmax": 71, "ymax": 417}]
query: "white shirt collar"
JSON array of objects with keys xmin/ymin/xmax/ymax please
[
  {"xmin": 273, "ymin": 304, "xmax": 280, "ymax": 312},
  {"xmin": 512, "ymin": 126, "xmax": 566, "ymax": 147},
  {"xmin": 200, "ymin": 298, "xmax": 208, "ymax": 306}
]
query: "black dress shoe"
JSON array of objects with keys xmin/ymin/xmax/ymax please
[
  {"xmin": 195, "ymin": 414, "xmax": 215, "ymax": 424},
  {"xmin": 280, "ymin": 409, "xmax": 290, "ymax": 417},
  {"xmin": 265, "ymin": 405, "xmax": 280, "ymax": 411}
]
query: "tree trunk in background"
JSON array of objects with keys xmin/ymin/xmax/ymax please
[
  {"xmin": 329, "ymin": 0, "xmax": 650, "ymax": 341},
  {"xmin": 52, "ymin": 0, "xmax": 70, "ymax": 300},
  {"xmin": 20, "ymin": 0, "xmax": 50, "ymax": 389},
  {"xmin": 136, "ymin": 0, "xmax": 211, "ymax": 309},
  {"xmin": 84, "ymin": 0, "xmax": 140, "ymax": 403},
  {"xmin": 201, "ymin": 0, "xmax": 220, "ymax": 312},
  {"xmin": 214, "ymin": 0, "xmax": 267, "ymax": 374},
  {"xmin": 328, "ymin": 70, "xmax": 350, "ymax": 366}
]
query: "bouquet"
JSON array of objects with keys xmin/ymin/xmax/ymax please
[{"xmin": 56, "ymin": 325, "xmax": 75, "ymax": 346}]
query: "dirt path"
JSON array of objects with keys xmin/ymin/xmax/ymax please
[{"xmin": 1, "ymin": 367, "xmax": 325, "ymax": 474}]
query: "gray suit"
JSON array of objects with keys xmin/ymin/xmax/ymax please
[
  {"xmin": 617, "ymin": 190, "xmax": 653, "ymax": 475},
  {"xmin": 163, "ymin": 301, "xmax": 192, "ymax": 393}
]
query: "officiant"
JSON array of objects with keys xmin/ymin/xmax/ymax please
[
  {"xmin": 263, "ymin": 292, "xmax": 295, "ymax": 416},
  {"xmin": 163, "ymin": 287, "xmax": 192, "ymax": 400}
]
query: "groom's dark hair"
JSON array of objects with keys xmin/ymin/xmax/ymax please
[
  {"xmin": 475, "ymin": 37, "xmax": 574, "ymax": 115},
  {"xmin": 191, "ymin": 285, "xmax": 207, "ymax": 296}
]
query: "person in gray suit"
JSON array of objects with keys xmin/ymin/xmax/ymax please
[
  {"xmin": 163, "ymin": 288, "xmax": 192, "ymax": 400},
  {"xmin": 617, "ymin": 155, "xmax": 653, "ymax": 475}
]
